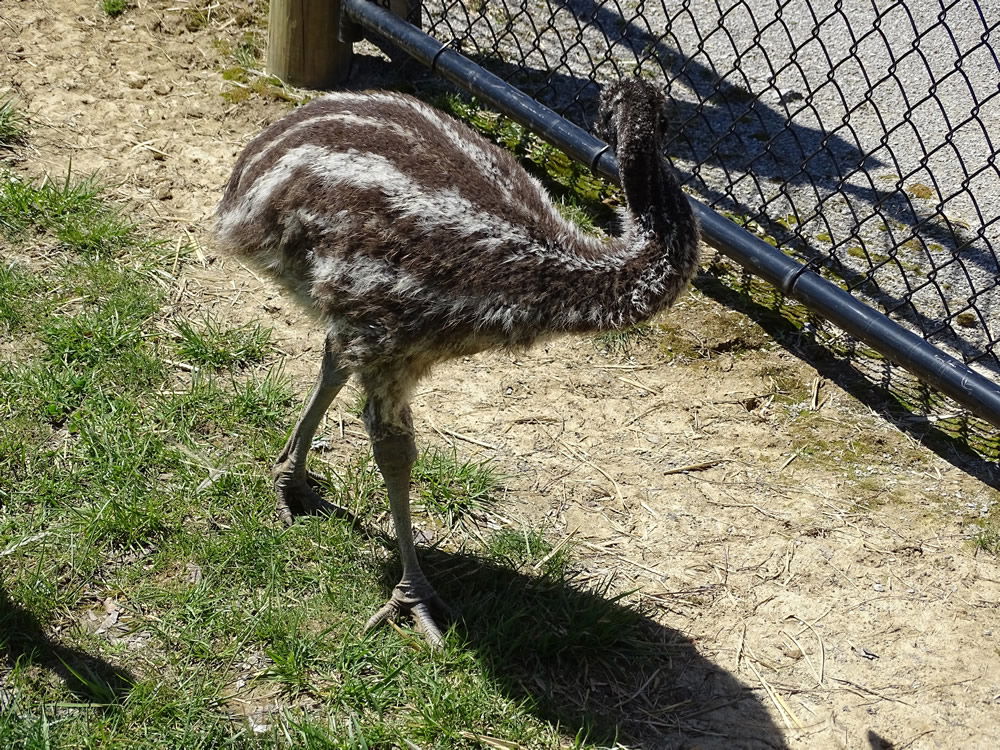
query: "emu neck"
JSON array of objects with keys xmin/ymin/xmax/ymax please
[
  {"xmin": 545, "ymin": 138, "xmax": 698, "ymax": 335},
  {"xmin": 618, "ymin": 138, "xmax": 690, "ymax": 241}
]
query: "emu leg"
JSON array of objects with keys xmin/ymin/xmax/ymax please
[
  {"xmin": 273, "ymin": 338, "xmax": 350, "ymax": 525},
  {"xmin": 362, "ymin": 405, "xmax": 450, "ymax": 648}
]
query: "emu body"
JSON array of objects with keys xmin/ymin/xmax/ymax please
[{"xmin": 216, "ymin": 81, "xmax": 700, "ymax": 646}]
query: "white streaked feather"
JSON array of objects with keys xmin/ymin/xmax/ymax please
[
  {"xmin": 218, "ymin": 144, "xmax": 628, "ymax": 274},
  {"xmin": 240, "ymin": 111, "xmax": 418, "ymax": 178}
]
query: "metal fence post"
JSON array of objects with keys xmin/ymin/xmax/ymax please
[{"xmin": 268, "ymin": 0, "xmax": 354, "ymax": 88}]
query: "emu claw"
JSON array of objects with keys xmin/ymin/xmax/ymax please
[
  {"xmin": 274, "ymin": 474, "xmax": 351, "ymax": 526},
  {"xmin": 364, "ymin": 584, "xmax": 452, "ymax": 649}
]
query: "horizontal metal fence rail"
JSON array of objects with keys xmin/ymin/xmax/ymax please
[{"xmin": 342, "ymin": 0, "xmax": 1000, "ymax": 428}]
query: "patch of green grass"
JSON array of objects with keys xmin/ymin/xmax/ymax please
[
  {"xmin": 221, "ymin": 77, "xmax": 301, "ymax": 106},
  {"xmin": 594, "ymin": 322, "xmax": 654, "ymax": 355},
  {"xmin": 256, "ymin": 611, "xmax": 346, "ymax": 698},
  {"xmin": 718, "ymin": 210, "xmax": 781, "ymax": 248},
  {"xmin": 554, "ymin": 196, "xmax": 605, "ymax": 235},
  {"xmin": 220, "ymin": 86, "xmax": 252, "ymax": 105},
  {"xmin": 484, "ymin": 528, "xmax": 571, "ymax": 578},
  {"xmin": 101, "ymin": 0, "xmax": 130, "ymax": 17},
  {"xmin": 845, "ymin": 245, "xmax": 890, "ymax": 265},
  {"xmin": 232, "ymin": 31, "xmax": 263, "ymax": 69},
  {"xmin": 783, "ymin": 406, "xmax": 930, "ymax": 509},
  {"xmin": 217, "ymin": 28, "xmax": 300, "ymax": 106},
  {"xmin": 0, "ymin": 171, "xmax": 138, "ymax": 254},
  {"xmin": 220, "ymin": 66, "xmax": 250, "ymax": 83},
  {"xmin": 411, "ymin": 448, "xmax": 501, "ymax": 526},
  {"xmin": 174, "ymin": 314, "xmax": 273, "ymax": 370},
  {"xmin": 970, "ymin": 497, "xmax": 1000, "ymax": 557},
  {"xmin": 755, "ymin": 364, "xmax": 811, "ymax": 406},
  {"xmin": 315, "ymin": 451, "xmax": 381, "ymax": 510},
  {"xmin": 40, "ymin": 286, "xmax": 161, "ymax": 369},
  {"xmin": 973, "ymin": 525, "xmax": 1000, "ymax": 556},
  {"xmin": 9, "ymin": 360, "xmax": 100, "ymax": 426},
  {"xmin": 228, "ymin": 369, "xmax": 297, "ymax": 429},
  {"xmin": 955, "ymin": 311, "xmax": 977, "ymax": 329},
  {"xmin": 155, "ymin": 373, "xmax": 291, "ymax": 467},
  {"xmin": 180, "ymin": 1, "xmax": 211, "ymax": 31},
  {"xmin": 905, "ymin": 182, "xmax": 935, "ymax": 200},
  {"xmin": 434, "ymin": 93, "xmax": 620, "ymax": 214},
  {"xmin": 0, "ymin": 261, "xmax": 41, "ymax": 331},
  {"xmin": 0, "ymin": 97, "xmax": 28, "ymax": 149},
  {"xmin": 344, "ymin": 388, "xmax": 368, "ymax": 419},
  {"xmin": 658, "ymin": 298, "xmax": 772, "ymax": 362}
]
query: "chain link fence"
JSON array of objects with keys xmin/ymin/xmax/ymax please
[{"xmin": 417, "ymin": 0, "xmax": 999, "ymax": 442}]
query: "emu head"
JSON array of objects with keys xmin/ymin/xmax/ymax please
[{"xmin": 595, "ymin": 78, "xmax": 670, "ymax": 158}]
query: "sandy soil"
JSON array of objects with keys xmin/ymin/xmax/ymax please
[{"xmin": 3, "ymin": 2, "xmax": 999, "ymax": 748}]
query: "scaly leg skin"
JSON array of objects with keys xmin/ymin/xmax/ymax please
[
  {"xmin": 362, "ymin": 405, "xmax": 451, "ymax": 648},
  {"xmin": 273, "ymin": 337, "xmax": 351, "ymax": 526}
]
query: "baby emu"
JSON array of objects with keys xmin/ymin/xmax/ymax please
[{"xmin": 215, "ymin": 79, "xmax": 700, "ymax": 647}]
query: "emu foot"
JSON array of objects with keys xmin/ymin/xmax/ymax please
[
  {"xmin": 274, "ymin": 473, "xmax": 351, "ymax": 526},
  {"xmin": 364, "ymin": 579, "xmax": 452, "ymax": 649}
]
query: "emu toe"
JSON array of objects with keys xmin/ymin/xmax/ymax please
[
  {"xmin": 274, "ymin": 474, "xmax": 351, "ymax": 526},
  {"xmin": 363, "ymin": 579, "xmax": 452, "ymax": 649}
]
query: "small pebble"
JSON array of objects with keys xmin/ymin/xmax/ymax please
[{"xmin": 126, "ymin": 72, "xmax": 149, "ymax": 89}]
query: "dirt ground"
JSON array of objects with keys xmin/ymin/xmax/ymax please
[{"xmin": 3, "ymin": 1, "xmax": 999, "ymax": 748}]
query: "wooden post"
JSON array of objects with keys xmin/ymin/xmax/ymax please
[{"xmin": 268, "ymin": 0, "xmax": 354, "ymax": 89}]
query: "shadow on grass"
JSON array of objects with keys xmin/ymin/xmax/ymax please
[
  {"xmin": 0, "ymin": 587, "xmax": 134, "ymax": 704},
  {"xmin": 380, "ymin": 548, "xmax": 789, "ymax": 750}
]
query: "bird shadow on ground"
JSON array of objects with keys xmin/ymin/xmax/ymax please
[
  {"xmin": 0, "ymin": 587, "xmax": 134, "ymax": 705},
  {"xmin": 376, "ymin": 547, "xmax": 789, "ymax": 750}
]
